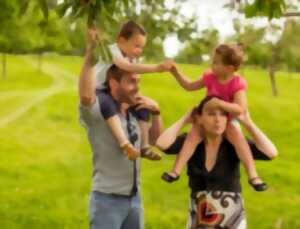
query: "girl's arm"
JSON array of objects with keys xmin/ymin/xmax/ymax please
[
  {"xmin": 210, "ymin": 90, "xmax": 246, "ymax": 117},
  {"xmin": 238, "ymin": 112, "xmax": 278, "ymax": 159},
  {"xmin": 170, "ymin": 66, "xmax": 205, "ymax": 91},
  {"xmin": 155, "ymin": 111, "xmax": 191, "ymax": 150},
  {"xmin": 114, "ymin": 57, "xmax": 173, "ymax": 74}
]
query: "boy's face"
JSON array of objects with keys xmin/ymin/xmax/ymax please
[
  {"xmin": 211, "ymin": 54, "xmax": 234, "ymax": 77},
  {"xmin": 120, "ymin": 34, "xmax": 146, "ymax": 59}
]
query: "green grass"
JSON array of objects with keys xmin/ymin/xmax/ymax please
[{"xmin": 0, "ymin": 54, "xmax": 299, "ymax": 228}]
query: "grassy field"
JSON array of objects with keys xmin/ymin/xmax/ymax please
[{"xmin": 0, "ymin": 54, "xmax": 299, "ymax": 229}]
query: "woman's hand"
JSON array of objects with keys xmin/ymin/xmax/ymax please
[
  {"xmin": 236, "ymin": 110, "xmax": 253, "ymax": 128},
  {"xmin": 135, "ymin": 95, "xmax": 160, "ymax": 115}
]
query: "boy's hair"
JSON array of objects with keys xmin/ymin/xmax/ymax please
[
  {"xmin": 105, "ymin": 65, "xmax": 130, "ymax": 90},
  {"xmin": 118, "ymin": 20, "xmax": 146, "ymax": 39},
  {"xmin": 215, "ymin": 44, "xmax": 244, "ymax": 70}
]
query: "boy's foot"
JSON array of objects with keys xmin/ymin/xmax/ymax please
[
  {"xmin": 122, "ymin": 143, "xmax": 140, "ymax": 160},
  {"xmin": 141, "ymin": 147, "xmax": 162, "ymax": 161},
  {"xmin": 248, "ymin": 177, "xmax": 268, "ymax": 192},
  {"xmin": 161, "ymin": 171, "xmax": 180, "ymax": 183}
]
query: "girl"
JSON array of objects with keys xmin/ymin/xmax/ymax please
[{"xmin": 162, "ymin": 44, "xmax": 268, "ymax": 191}]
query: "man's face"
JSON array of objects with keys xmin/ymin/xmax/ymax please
[{"xmin": 115, "ymin": 73, "xmax": 140, "ymax": 104}]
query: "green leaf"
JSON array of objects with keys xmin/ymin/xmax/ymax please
[
  {"xmin": 38, "ymin": 0, "xmax": 49, "ymax": 19},
  {"xmin": 19, "ymin": 0, "xmax": 30, "ymax": 17}
]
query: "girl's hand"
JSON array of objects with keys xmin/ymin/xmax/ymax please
[
  {"xmin": 157, "ymin": 59, "xmax": 175, "ymax": 72},
  {"xmin": 206, "ymin": 97, "xmax": 222, "ymax": 109}
]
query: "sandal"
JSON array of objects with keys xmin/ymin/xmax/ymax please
[
  {"xmin": 161, "ymin": 171, "xmax": 180, "ymax": 183},
  {"xmin": 248, "ymin": 177, "xmax": 268, "ymax": 192},
  {"xmin": 122, "ymin": 143, "xmax": 140, "ymax": 161},
  {"xmin": 141, "ymin": 147, "xmax": 162, "ymax": 161}
]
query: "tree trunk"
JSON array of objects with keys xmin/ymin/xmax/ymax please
[
  {"xmin": 269, "ymin": 61, "xmax": 278, "ymax": 97},
  {"xmin": 38, "ymin": 53, "xmax": 43, "ymax": 71},
  {"xmin": 2, "ymin": 53, "xmax": 7, "ymax": 79}
]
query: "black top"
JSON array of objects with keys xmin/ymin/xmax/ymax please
[{"xmin": 164, "ymin": 133, "xmax": 271, "ymax": 194}]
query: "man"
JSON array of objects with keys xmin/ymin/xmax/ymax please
[{"xmin": 78, "ymin": 27, "xmax": 163, "ymax": 229}]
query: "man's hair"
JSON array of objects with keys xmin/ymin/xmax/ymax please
[
  {"xmin": 105, "ymin": 65, "xmax": 130, "ymax": 90},
  {"xmin": 118, "ymin": 20, "xmax": 146, "ymax": 39},
  {"xmin": 214, "ymin": 44, "xmax": 244, "ymax": 70}
]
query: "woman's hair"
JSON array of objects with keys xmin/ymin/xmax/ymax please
[
  {"xmin": 192, "ymin": 95, "xmax": 227, "ymax": 118},
  {"xmin": 118, "ymin": 20, "xmax": 146, "ymax": 39},
  {"xmin": 214, "ymin": 44, "xmax": 244, "ymax": 70}
]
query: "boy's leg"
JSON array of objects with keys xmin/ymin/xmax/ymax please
[
  {"xmin": 139, "ymin": 120, "xmax": 161, "ymax": 161},
  {"xmin": 98, "ymin": 91, "xmax": 139, "ymax": 159},
  {"xmin": 226, "ymin": 122, "xmax": 267, "ymax": 189}
]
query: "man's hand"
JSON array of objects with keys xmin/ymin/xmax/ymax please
[
  {"xmin": 135, "ymin": 95, "xmax": 160, "ymax": 115},
  {"xmin": 86, "ymin": 22, "xmax": 100, "ymax": 53}
]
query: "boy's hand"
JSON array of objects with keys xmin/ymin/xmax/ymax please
[{"xmin": 157, "ymin": 59, "xmax": 175, "ymax": 72}]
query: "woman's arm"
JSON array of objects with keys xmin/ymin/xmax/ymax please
[
  {"xmin": 170, "ymin": 66, "xmax": 205, "ymax": 91},
  {"xmin": 238, "ymin": 112, "xmax": 278, "ymax": 160},
  {"xmin": 155, "ymin": 111, "xmax": 192, "ymax": 150},
  {"xmin": 114, "ymin": 57, "xmax": 173, "ymax": 74}
]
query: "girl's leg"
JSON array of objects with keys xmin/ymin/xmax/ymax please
[
  {"xmin": 139, "ymin": 120, "xmax": 161, "ymax": 161},
  {"xmin": 226, "ymin": 122, "xmax": 267, "ymax": 191},
  {"xmin": 163, "ymin": 123, "xmax": 203, "ymax": 181}
]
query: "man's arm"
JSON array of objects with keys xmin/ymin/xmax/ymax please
[{"xmin": 79, "ymin": 26, "xmax": 98, "ymax": 107}]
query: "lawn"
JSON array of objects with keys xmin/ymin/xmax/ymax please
[{"xmin": 0, "ymin": 54, "xmax": 299, "ymax": 228}]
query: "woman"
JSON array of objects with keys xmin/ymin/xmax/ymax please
[{"xmin": 156, "ymin": 96, "xmax": 277, "ymax": 229}]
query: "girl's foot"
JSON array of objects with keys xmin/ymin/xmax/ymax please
[
  {"xmin": 141, "ymin": 147, "xmax": 162, "ymax": 161},
  {"xmin": 161, "ymin": 171, "xmax": 180, "ymax": 183},
  {"xmin": 121, "ymin": 143, "xmax": 140, "ymax": 160},
  {"xmin": 248, "ymin": 177, "xmax": 268, "ymax": 192}
]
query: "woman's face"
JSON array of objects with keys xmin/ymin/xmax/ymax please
[{"xmin": 195, "ymin": 102, "xmax": 228, "ymax": 136}]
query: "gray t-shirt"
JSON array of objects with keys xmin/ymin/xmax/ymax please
[{"xmin": 79, "ymin": 96, "xmax": 142, "ymax": 196}]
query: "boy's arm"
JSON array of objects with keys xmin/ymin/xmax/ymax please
[
  {"xmin": 114, "ymin": 57, "xmax": 173, "ymax": 74},
  {"xmin": 171, "ymin": 67, "xmax": 205, "ymax": 91},
  {"xmin": 79, "ymin": 28, "xmax": 98, "ymax": 107}
]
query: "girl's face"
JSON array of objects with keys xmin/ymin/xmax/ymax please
[
  {"xmin": 119, "ymin": 33, "xmax": 146, "ymax": 59},
  {"xmin": 211, "ymin": 53, "xmax": 234, "ymax": 77},
  {"xmin": 195, "ymin": 103, "xmax": 228, "ymax": 137}
]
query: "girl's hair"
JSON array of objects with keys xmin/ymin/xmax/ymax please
[
  {"xmin": 118, "ymin": 20, "xmax": 146, "ymax": 39},
  {"xmin": 192, "ymin": 96, "xmax": 228, "ymax": 117},
  {"xmin": 214, "ymin": 44, "xmax": 244, "ymax": 70}
]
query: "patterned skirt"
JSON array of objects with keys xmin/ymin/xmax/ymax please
[{"xmin": 186, "ymin": 190, "xmax": 246, "ymax": 229}]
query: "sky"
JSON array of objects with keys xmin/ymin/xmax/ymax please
[{"xmin": 163, "ymin": 0, "xmax": 294, "ymax": 57}]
